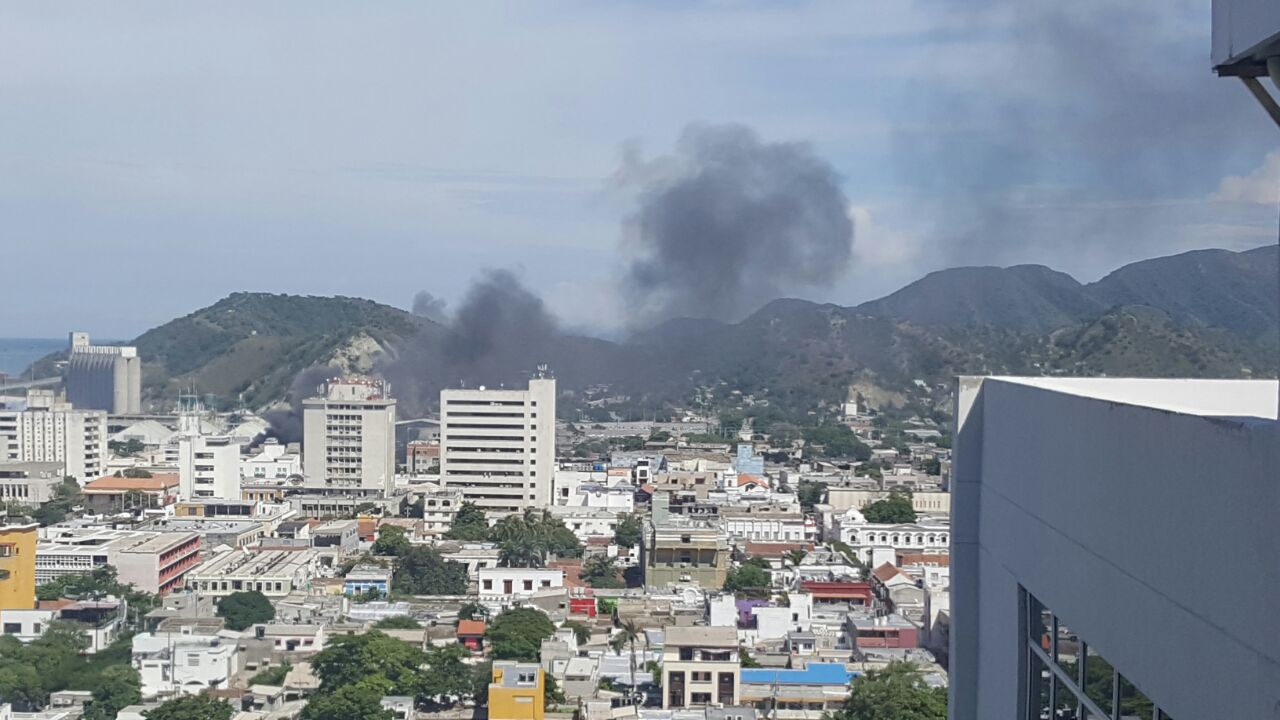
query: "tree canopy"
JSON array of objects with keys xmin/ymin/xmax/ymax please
[
  {"xmin": 216, "ymin": 590, "xmax": 275, "ymax": 631},
  {"xmin": 802, "ymin": 424, "xmax": 872, "ymax": 460},
  {"xmin": 144, "ymin": 694, "xmax": 235, "ymax": 720},
  {"xmin": 582, "ymin": 555, "xmax": 624, "ymax": 589},
  {"xmin": 443, "ymin": 502, "xmax": 489, "ymax": 541},
  {"xmin": 393, "ymin": 546, "xmax": 468, "ymax": 595},
  {"xmin": 613, "ymin": 514, "xmax": 643, "ymax": 549},
  {"xmin": 311, "ymin": 631, "xmax": 425, "ymax": 697},
  {"xmin": 724, "ymin": 557, "xmax": 772, "ymax": 596},
  {"xmin": 371, "ymin": 525, "xmax": 411, "ymax": 556},
  {"xmin": 487, "ymin": 607, "xmax": 556, "ymax": 661},
  {"xmin": 0, "ymin": 623, "xmax": 138, "ymax": 713},
  {"xmin": 862, "ymin": 492, "xmax": 917, "ymax": 524},
  {"xmin": 828, "ymin": 662, "xmax": 947, "ymax": 720},
  {"xmin": 491, "ymin": 509, "xmax": 582, "ymax": 567}
]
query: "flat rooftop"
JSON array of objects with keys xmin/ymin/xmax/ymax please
[{"xmin": 977, "ymin": 377, "xmax": 1278, "ymax": 421}]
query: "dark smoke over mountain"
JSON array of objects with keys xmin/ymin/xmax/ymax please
[
  {"xmin": 378, "ymin": 270, "xmax": 566, "ymax": 417},
  {"xmin": 618, "ymin": 123, "xmax": 855, "ymax": 325},
  {"xmin": 411, "ymin": 291, "xmax": 448, "ymax": 324},
  {"xmin": 261, "ymin": 365, "xmax": 341, "ymax": 444}
]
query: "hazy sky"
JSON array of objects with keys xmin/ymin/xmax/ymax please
[{"xmin": 2, "ymin": 1, "xmax": 1276, "ymax": 338}]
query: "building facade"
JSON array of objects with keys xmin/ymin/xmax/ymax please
[
  {"xmin": 0, "ymin": 522, "xmax": 37, "ymax": 610},
  {"xmin": 662, "ymin": 626, "xmax": 740, "ymax": 709},
  {"xmin": 65, "ymin": 332, "xmax": 141, "ymax": 415},
  {"xmin": 302, "ymin": 377, "xmax": 396, "ymax": 494},
  {"xmin": 178, "ymin": 434, "xmax": 240, "ymax": 501},
  {"xmin": 0, "ymin": 391, "xmax": 106, "ymax": 481},
  {"xmin": 439, "ymin": 375, "xmax": 555, "ymax": 516},
  {"xmin": 489, "ymin": 662, "xmax": 545, "ymax": 720},
  {"xmin": 949, "ymin": 376, "xmax": 1279, "ymax": 720}
]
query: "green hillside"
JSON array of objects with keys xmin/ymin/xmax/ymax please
[{"xmin": 134, "ymin": 293, "xmax": 422, "ymax": 409}]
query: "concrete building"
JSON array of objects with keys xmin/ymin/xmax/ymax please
[
  {"xmin": 239, "ymin": 438, "xmax": 301, "ymax": 482},
  {"xmin": 478, "ymin": 567, "xmax": 564, "ymax": 605},
  {"xmin": 719, "ymin": 502, "xmax": 807, "ymax": 543},
  {"xmin": 81, "ymin": 472, "xmax": 180, "ymax": 514},
  {"xmin": 738, "ymin": 664, "xmax": 855, "ymax": 719},
  {"xmin": 439, "ymin": 374, "xmax": 556, "ymax": 516},
  {"xmin": 641, "ymin": 493, "xmax": 731, "ymax": 588},
  {"xmin": 0, "ymin": 462, "xmax": 64, "ymax": 506},
  {"xmin": 178, "ymin": 433, "xmax": 240, "ymax": 501},
  {"xmin": 65, "ymin": 332, "xmax": 141, "ymax": 415},
  {"xmin": 406, "ymin": 440, "xmax": 439, "ymax": 476},
  {"xmin": 186, "ymin": 549, "xmax": 318, "ymax": 598},
  {"xmin": 0, "ymin": 521, "xmax": 37, "ymax": 610},
  {"xmin": 0, "ymin": 391, "xmax": 107, "ymax": 481},
  {"xmin": 949, "ymin": 376, "xmax": 1279, "ymax": 720},
  {"xmin": 489, "ymin": 662, "xmax": 545, "ymax": 720},
  {"xmin": 662, "ymin": 626, "xmax": 740, "ymax": 709},
  {"xmin": 419, "ymin": 488, "xmax": 462, "ymax": 537},
  {"xmin": 302, "ymin": 377, "xmax": 396, "ymax": 494},
  {"xmin": 36, "ymin": 528, "xmax": 201, "ymax": 594},
  {"xmin": 132, "ymin": 619, "xmax": 239, "ymax": 698}
]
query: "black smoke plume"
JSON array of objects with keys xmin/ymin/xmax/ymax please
[
  {"xmin": 618, "ymin": 123, "xmax": 854, "ymax": 325},
  {"xmin": 378, "ymin": 269, "xmax": 564, "ymax": 417},
  {"xmin": 411, "ymin": 291, "xmax": 448, "ymax": 324},
  {"xmin": 261, "ymin": 365, "xmax": 341, "ymax": 444}
]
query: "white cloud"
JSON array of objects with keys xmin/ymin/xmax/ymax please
[{"xmin": 1212, "ymin": 151, "xmax": 1280, "ymax": 204}]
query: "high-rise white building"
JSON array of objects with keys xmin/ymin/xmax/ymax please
[
  {"xmin": 439, "ymin": 375, "xmax": 555, "ymax": 516},
  {"xmin": 302, "ymin": 377, "xmax": 396, "ymax": 494},
  {"xmin": 65, "ymin": 332, "xmax": 141, "ymax": 415},
  {"xmin": 0, "ymin": 390, "xmax": 106, "ymax": 481},
  {"xmin": 177, "ymin": 434, "xmax": 240, "ymax": 501}
]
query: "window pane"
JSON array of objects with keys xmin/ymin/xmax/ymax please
[
  {"xmin": 1054, "ymin": 618, "xmax": 1080, "ymax": 677},
  {"xmin": 1053, "ymin": 676, "xmax": 1082, "ymax": 719},
  {"xmin": 1118, "ymin": 675, "xmax": 1154, "ymax": 720},
  {"xmin": 1028, "ymin": 594, "xmax": 1051, "ymax": 650},
  {"xmin": 1028, "ymin": 647, "xmax": 1050, "ymax": 720},
  {"xmin": 1083, "ymin": 645, "xmax": 1114, "ymax": 716}
]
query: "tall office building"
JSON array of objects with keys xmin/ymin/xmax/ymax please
[
  {"xmin": 950, "ymin": 377, "xmax": 1278, "ymax": 720},
  {"xmin": 302, "ymin": 377, "xmax": 396, "ymax": 494},
  {"xmin": 0, "ymin": 390, "xmax": 106, "ymax": 481},
  {"xmin": 65, "ymin": 332, "xmax": 142, "ymax": 414},
  {"xmin": 439, "ymin": 374, "xmax": 555, "ymax": 516}
]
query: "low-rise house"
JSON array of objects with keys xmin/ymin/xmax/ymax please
[
  {"xmin": 132, "ymin": 618, "xmax": 239, "ymax": 699},
  {"xmin": 81, "ymin": 473, "xmax": 180, "ymax": 513},
  {"xmin": 847, "ymin": 613, "xmax": 918, "ymax": 650},
  {"xmin": 478, "ymin": 567, "xmax": 564, "ymax": 605},
  {"xmin": 343, "ymin": 565, "xmax": 392, "ymax": 597},
  {"xmin": 662, "ymin": 626, "xmax": 740, "ymax": 709},
  {"xmin": 489, "ymin": 662, "xmax": 545, "ymax": 720},
  {"xmin": 458, "ymin": 618, "xmax": 486, "ymax": 652},
  {"xmin": 738, "ymin": 663, "xmax": 855, "ymax": 718}
]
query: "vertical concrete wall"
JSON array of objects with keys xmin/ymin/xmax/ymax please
[{"xmin": 950, "ymin": 378, "xmax": 1280, "ymax": 719}]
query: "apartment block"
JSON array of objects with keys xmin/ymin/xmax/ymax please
[
  {"xmin": 0, "ymin": 521, "xmax": 37, "ymax": 610},
  {"xmin": 178, "ymin": 433, "xmax": 241, "ymax": 501},
  {"xmin": 439, "ymin": 375, "xmax": 555, "ymax": 516},
  {"xmin": 0, "ymin": 390, "xmax": 106, "ymax": 481},
  {"xmin": 302, "ymin": 377, "xmax": 396, "ymax": 494},
  {"xmin": 36, "ymin": 528, "xmax": 200, "ymax": 594}
]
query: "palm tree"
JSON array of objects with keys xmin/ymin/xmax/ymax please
[{"xmin": 611, "ymin": 619, "xmax": 642, "ymax": 701}]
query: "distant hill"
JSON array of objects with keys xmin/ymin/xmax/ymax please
[
  {"xmin": 23, "ymin": 244, "xmax": 1277, "ymax": 420},
  {"xmin": 133, "ymin": 292, "xmax": 425, "ymax": 409},
  {"xmin": 1089, "ymin": 245, "xmax": 1279, "ymax": 344},
  {"xmin": 856, "ymin": 264, "xmax": 1103, "ymax": 334}
]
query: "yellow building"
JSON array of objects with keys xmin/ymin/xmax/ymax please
[
  {"xmin": 489, "ymin": 661, "xmax": 545, "ymax": 720},
  {"xmin": 0, "ymin": 522, "xmax": 38, "ymax": 610}
]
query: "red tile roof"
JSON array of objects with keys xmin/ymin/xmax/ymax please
[
  {"xmin": 83, "ymin": 473, "xmax": 179, "ymax": 492},
  {"xmin": 873, "ymin": 563, "xmax": 908, "ymax": 582},
  {"xmin": 457, "ymin": 619, "xmax": 486, "ymax": 636},
  {"xmin": 737, "ymin": 474, "xmax": 768, "ymax": 487}
]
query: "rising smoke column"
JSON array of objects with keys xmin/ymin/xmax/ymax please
[
  {"xmin": 618, "ymin": 123, "xmax": 854, "ymax": 325},
  {"xmin": 261, "ymin": 364, "xmax": 341, "ymax": 444},
  {"xmin": 411, "ymin": 291, "xmax": 448, "ymax": 324}
]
